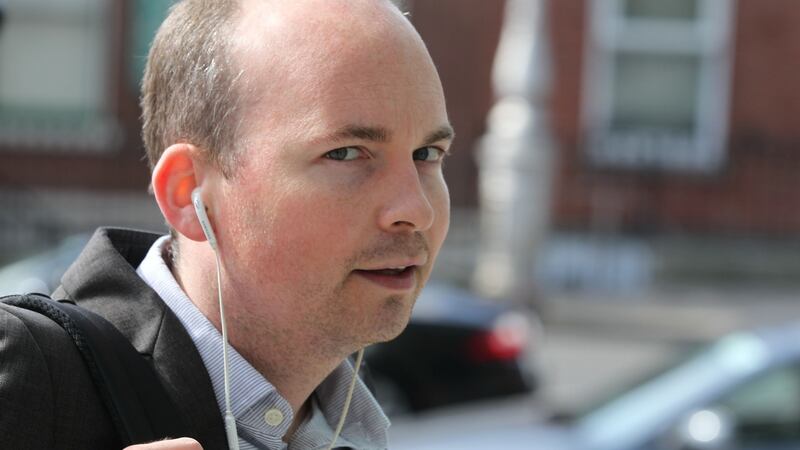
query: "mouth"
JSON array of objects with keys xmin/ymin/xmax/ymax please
[{"xmin": 353, "ymin": 265, "xmax": 418, "ymax": 291}]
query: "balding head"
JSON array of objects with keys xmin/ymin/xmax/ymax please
[
  {"xmin": 230, "ymin": 0, "xmax": 446, "ymax": 158},
  {"xmin": 141, "ymin": 0, "xmax": 426, "ymax": 177}
]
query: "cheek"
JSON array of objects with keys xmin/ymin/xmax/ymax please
[{"xmin": 239, "ymin": 185, "xmax": 365, "ymax": 279}]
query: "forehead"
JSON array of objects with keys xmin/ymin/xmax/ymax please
[{"xmin": 232, "ymin": 0, "xmax": 449, "ymax": 146}]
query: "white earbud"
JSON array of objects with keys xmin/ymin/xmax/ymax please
[
  {"xmin": 190, "ymin": 187, "xmax": 239, "ymax": 450},
  {"xmin": 191, "ymin": 188, "xmax": 218, "ymax": 251}
]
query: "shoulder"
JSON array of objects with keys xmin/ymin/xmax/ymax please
[
  {"xmin": 0, "ymin": 303, "xmax": 65, "ymax": 447},
  {"xmin": 1, "ymin": 301, "xmax": 76, "ymax": 356},
  {"xmin": 0, "ymin": 303, "xmax": 119, "ymax": 448},
  {"xmin": 0, "ymin": 302, "xmax": 93, "ymax": 378},
  {"xmin": 0, "ymin": 302, "xmax": 79, "ymax": 385}
]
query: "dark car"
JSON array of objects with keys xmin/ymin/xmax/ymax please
[
  {"xmin": 0, "ymin": 235, "xmax": 539, "ymax": 415},
  {"xmin": 392, "ymin": 321, "xmax": 800, "ymax": 450},
  {"xmin": 367, "ymin": 282, "xmax": 539, "ymax": 414}
]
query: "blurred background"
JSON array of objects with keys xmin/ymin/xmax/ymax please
[{"xmin": 2, "ymin": 0, "xmax": 800, "ymax": 449}]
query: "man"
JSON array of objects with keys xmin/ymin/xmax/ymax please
[{"xmin": 0, "ymin": 0, "xmax": 452, "ymax": 449}]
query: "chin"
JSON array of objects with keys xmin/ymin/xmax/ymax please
[{"xmin": 366, "ymin": 293, "xmax": 415, "ymax": 344}]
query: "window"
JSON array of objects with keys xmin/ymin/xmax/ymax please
[
  {"xmin": 716, "ymin": 365, "xmax": 800, "ymax": 444},
  {"xmin": 582, "ymin": 0, "xmax": 736, "ymax": 171},
  {"xmin": 0, "ymin": 0, "xmax": 116, "ymax": 151}
]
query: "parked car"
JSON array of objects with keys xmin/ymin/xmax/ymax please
[
  {"xmin": 367, "ymin": 282, "xmax": 539, "ymax": 414},
  {"xmin": 392, "ymin": 321, "xmax": 800, "ymax": 450},
  {"xmin": 0, "ymin": 234, "xmax": 539, "ymax": 415}
]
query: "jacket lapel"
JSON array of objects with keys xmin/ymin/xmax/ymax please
[{"xmin": 54, "ymin": 228, "xmax": 228, "ymax": 450}]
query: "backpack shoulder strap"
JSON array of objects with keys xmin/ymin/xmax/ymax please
[{"xmin": 1, "ymin": 293, "xmax": 191, "ymax": 446}]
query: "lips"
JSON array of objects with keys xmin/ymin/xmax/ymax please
[{"xmin": 353, "ymin": 265, "xmax": 417, "ymax": 290}]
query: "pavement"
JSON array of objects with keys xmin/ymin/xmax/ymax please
[{"xmin": 532, "ymin": 284, "xmax": 800, "ymax": 412}]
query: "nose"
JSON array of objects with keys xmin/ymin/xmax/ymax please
[{"xmin": 377, "ymin": 164, "xmax": 436, "ymax": 233}]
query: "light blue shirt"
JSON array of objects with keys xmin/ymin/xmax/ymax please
[{"xmin": 136, "ymin": 236, "xmax": 389, "ymax": 450}]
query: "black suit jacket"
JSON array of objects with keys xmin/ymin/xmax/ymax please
[{"xmin": 0, "ymin": 228, "xmax": 228, "ymax": 449}]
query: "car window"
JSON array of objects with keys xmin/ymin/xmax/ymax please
[
  {"xmin": 575, "ymin": 334, "xmax": 769, "ymax": 448},
  {"xmin": 715, "ymin": 365, "xmax": 800, "ymax": 444}
]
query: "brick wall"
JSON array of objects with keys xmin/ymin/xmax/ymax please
[{"xmin": 548, "ymin": 0, "xmax": 800, "ymax": 236}]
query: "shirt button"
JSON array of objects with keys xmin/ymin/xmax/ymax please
[{"xmin": 264, "ymin": 408, "xmax": 284, "ymax": 427}]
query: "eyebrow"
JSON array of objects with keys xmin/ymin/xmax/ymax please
[
  {"xmin": 327, "ymin": 124, "xmax": 455, "ymax": 146},
  {"xmin": 423, "ymin": 125, "xmax": 456, "ymax": 146},
  {"xmin": 332, "ymin": 125, "xmax": 389, "ymax": 143}
]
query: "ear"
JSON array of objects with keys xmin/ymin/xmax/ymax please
[{"xmin": 151, "ymin": 143, "xmax": 209, "ymax": 243}]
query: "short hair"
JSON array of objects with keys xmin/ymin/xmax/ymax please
[{"xmin": 141, "ymin": 0, "xmax": 243, "ymax": 176}]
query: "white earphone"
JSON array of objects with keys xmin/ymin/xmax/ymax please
[
  {"xmin": 191, "ymin": 188, "xmax": 239, "ymax": 450},
  {"xmin": 191, "ymin": 188, "xmax": 218, "ymax": 251}
]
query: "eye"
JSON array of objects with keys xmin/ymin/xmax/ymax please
[
  {"xmin": 324, "ymin": 147, "xmax": 363, "ymax": 161},
  {"xmin": 412, "ymin": 146, "xmax": 445, "ymax": 162}
]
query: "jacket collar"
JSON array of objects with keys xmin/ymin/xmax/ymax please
[{"xmin": 55, "ymin": 227, "xmax": 228, "ymax": 450}]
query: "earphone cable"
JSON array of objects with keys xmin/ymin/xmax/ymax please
[
  {"xmin": 216, "ymin": 251, "xmax": 240, "ymax": 450},
  {"xmin": 325, "ymin": 347, "xmax": 365, "ymax": 450}
]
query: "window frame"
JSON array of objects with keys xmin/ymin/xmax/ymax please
[
  {"xmin": 581, "ymin": 0, "xmax": 737, "ymax": 172},
  {"xmin": 0, "ymin": 0, "xmax": 124, "ymax": 154}
]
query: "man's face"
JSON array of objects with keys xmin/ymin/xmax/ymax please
[{"xmin": 212, "ymin": 1, "xmax": 452, "ymax": 355}]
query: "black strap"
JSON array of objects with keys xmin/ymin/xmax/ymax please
[{"xmin": 2, "ymin": 293, "xmax": 190, "ymax": 446}]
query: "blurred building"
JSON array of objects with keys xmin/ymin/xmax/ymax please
[
  {"xmin": 416, "ymin": 0, "xmax": 800, "ymax": 297},
  {"xmin": 0, "ymin": 0, "xmax": 174, "ymax": 261},
  {"xmin": 420, "ymin": 0, "xmax": 800, "ymax": 297},
  {"xmin": 541, "ymin": 0, "xmax": 800, "ymax": 293}
]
